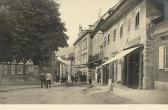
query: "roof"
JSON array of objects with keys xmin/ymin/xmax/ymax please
[
  {"xmin": 73, "ymin": 29, "xmax": 93, "ymax": 46},
  {"xmin": 100, "ymin": 0, "xmax": 143, "ymax": 31},
  {"xmin": 90, "ymin": 0, "xmax": 124, "ymax": 38}
]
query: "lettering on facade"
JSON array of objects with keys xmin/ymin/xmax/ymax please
[{"xmin": 127, "ymin": 37, "xmax": 140, "ymax": 47}]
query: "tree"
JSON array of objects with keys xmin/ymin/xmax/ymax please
[{"xmin": 0, "ymin": 0, "xmax": 68, "ymax": 67}]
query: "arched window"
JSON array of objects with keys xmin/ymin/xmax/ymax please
[
  {"xmin": 107, "ymin": 34, "xmax": 110, "ymax": 44},
  {"xmin": 120, "ymin": 25, "xmax": 123, "ymax": 38},
  {"xmin": 113, "ymin": 29, "xmax": 116, "ymax": 41},
  {"xmin": 104, "ymin": 37, "xmax": 106, "ymax": 47},
  {"xmin": 135, "ymin": 12, "xmax": 140, "ymax": 29}
]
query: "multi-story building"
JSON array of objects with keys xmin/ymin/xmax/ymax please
[
  {"xmin": 73, "ymin": 26, "xmax": 93, "ymax": 76},
  {"xmin": 56, "ymin": 56, "xmax": 70, "ymax": 81},
  {"xmin": 89, "ymin": 12, "xmax": 111, "ymax": 84},
  {"xmin": 97, "ymin": 0, "xmax": 168, "ymax": 90},
  {"xmin": 153, "ymin": 18, "xmax": 168, "ymax": 91},
  {"xmin": 72, "ymin": 0, "xmax": 168, "ymax": 91}
]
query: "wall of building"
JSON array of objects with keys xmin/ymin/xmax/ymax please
[
  {"xmin": 74, "ymin": 32, "xmax": 92, "ymax": 74},
  {"xmin": 0, "ymin": 63, "xmax": 39, "ymax": 85},
  {"xmin": 101, "ymin": 0, "xmax": 147, "ymax": 87},
  {"xmin": 153, "ymin": 21, "xmax": 168, "ymax": 91},
  {"xmin": 104, "ymin": 0, "xmax": 147, "ymax": 59},
  {"xmin": 92, "ymin": 31, "xmax": 104, "ymax": 57}
]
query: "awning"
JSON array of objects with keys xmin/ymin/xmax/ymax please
[{"xmin": 102, "ymin": 46, "xmax": 140, "ymax": 66}]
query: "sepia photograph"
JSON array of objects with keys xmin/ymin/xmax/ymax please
[{"xmin": 0, "ymin": 0, "xmax": 168, "ymax": 106}]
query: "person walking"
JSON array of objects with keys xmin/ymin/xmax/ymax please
[
  {"xmin": 88, "ymin": 72, "xmax": 92, "ymax": 85},
  {"xmin": 83, "ymin": 74, "xmax": 87, "ymax": 84},
  {"xmin": 45, "ymin": 71, "xmax": 53, "ymax": 89},
  {"xmin": 71, "ymin": 75, "xmax": 74, "ymax": 84},
  {"xmin": 40, "ymin": 71, "xmax": 46, "ymax": 88},
  {"xmin": 56, "ymin": 74, "xmax": 60, "ymax": 83}
]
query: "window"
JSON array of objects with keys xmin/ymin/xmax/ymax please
[
  {"xmin": 128, "ymin": 18, "xmax": 131, "ymax": 31},
  {"xmin": 135, "ymin": 12, "xmax": 140, "ymax": 30},
  {"xmin": 159, "ymin": 46, "xmax": 168, "ymax": 69},
  {"xmin": 113, "ymin": 29, "xmax": 116, "ymax": 41},
  {"xmin": 104, "ymin": 37, "xmax": 106, "ymax": 47},
  {"xmin": 165, "ymin": 46, "xmax": 168, "ymax": 68},
  {"xmin": 120, "ymin": 25, "xmax": 123, "ymax": 38},
  {"xmin": 83, "ymin": 39, "xmax": 87, "ymax": 50},
  {"xmin": 107, "ymin": 34, "xmax": 110, "ymax": 44}
]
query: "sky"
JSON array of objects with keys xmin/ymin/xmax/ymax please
[{"xmin": 56, "ymin": 0, "xmax": 119, "ymax": 45}]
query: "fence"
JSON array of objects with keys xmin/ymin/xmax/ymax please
[{"xmin": 0, "ymin": 63, "xmax": 40, "ymax": 85}]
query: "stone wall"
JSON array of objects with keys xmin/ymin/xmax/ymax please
[{"xmin": 0, "ymin": 63, "xmax": 40, "ymax": 85}]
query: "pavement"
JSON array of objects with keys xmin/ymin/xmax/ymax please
[
  {"xmin": 0, "ymin": 83, "xmax": 136, "ymax": 104},
  {"xmin": 0, "ymin": 83, "xmax": 168, "ymax": 104},
  {"xmin": 0, "ymin": 82, "xmax": 81, "ymax": 92},
  {"xmin": 90, "ymin": 85, "xmax": 168, "ymax": 104}
]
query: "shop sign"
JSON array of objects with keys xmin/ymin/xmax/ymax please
[
  {"xmin": 160, "ymin": 35, "xmax": 168, "ymax": 41},
  {"xmin": 127, "ymin": 37, "xmax": 140, "ymax": 47}
]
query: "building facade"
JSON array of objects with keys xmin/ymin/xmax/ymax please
[
  {"xmin": 71, "ymin": 0, "xmax": 168, "ymax": 91},
  {"xmin": 73, "ymin": 27, "xmax": 93, "ymax": 77},
  {"xmin": 153, "ymin": 21, "xmax": 168, "ymax": 91},
  {"xmin": 55, "ymin": 56, "xmax": 71, "ymax": 81},
  {"xmin": 98, "ymin": 0, "xmax": 168, "ymax": 90},
  {"xmin": 0, "ymin": 61, "xmax": 39, "ymax": 85}
]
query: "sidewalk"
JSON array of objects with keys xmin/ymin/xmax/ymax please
[
  {"xmin": 92, "ymin": 85, "xmax": 168, "ymax": 104},
  {"xmin": 0, "ymin": 85, "xmax": 41, "ymax": 92},
  {"xmin": 0, "ymin": 82, "xmax": 91, "ymax": 92}
]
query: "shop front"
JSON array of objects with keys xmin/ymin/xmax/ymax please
[{"xmin": 102, "ymin": 45, "xmax": 143, "ymax": 89}]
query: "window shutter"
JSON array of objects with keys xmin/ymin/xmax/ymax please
[{"xmin": 159, "ymin": 46, "xmax": 164, "ymax": 69}]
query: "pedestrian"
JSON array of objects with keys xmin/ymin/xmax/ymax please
[
  {"xmin": 83, "ymin": 74, "xmax": 87, "ymax": 84},
  {"xmin": 80, "ymin": 74, "xmax": 83, "ymax": 84},
  {"xmin": 97, "ymin": 73, "xmax": 100, "ymax": 83},
  {"xmin": 40, "ymin": 71, "xmax": 46, "ymax": 88},
  {"xmin": 88, "ymin": 72, "xmax": 92, "ymax": 85},
  {"xmin": 45, "ymin": 71, "xmax": 53, "ymax": 88},
  {"xmin": 74, "ymin": 75, "xmax": 78, "ymax": 84},
  {"xmin": 71, "ymin": 75, "xmax": 74, "ymax": 84},
  {"xmin": 56, "ymin": 74, "xmax": 60, "ymax": 83}
]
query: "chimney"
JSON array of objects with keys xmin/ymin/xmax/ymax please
[
  {"xmin": 78, "ymin": 25, "xmax": 83, "ymax": 36},
  {"xmin": 88, "ymin": 25, "xmax": 93, "ymax": 29},
  {"xmin": 79, "ymin": 25, "xmax": 83, "ymax": 33}
]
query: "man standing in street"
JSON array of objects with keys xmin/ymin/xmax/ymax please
[
  {"xmin": 45, "ymin": 71, "xmax": 53, "ymax": 89},
  {"xmin": 40, "ymin": 71, "xmax": 46, "ymax": 88},
  {"xmin": 88, "ymin": 72, "xmax": 93, "ymax": 85}
]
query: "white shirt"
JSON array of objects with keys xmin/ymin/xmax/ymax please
[{"xmin": 45, "ymin": 73, "xmax": 52, "ymax": 81}]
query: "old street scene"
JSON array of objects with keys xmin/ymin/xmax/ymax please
[{"xmin": 0, "ymin": 0, "xmax": 168, "ymax": 104}]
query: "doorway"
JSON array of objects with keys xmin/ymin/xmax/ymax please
[{"xmin": 123, "ymin": 51, "xmax": 141, "ymax": 89}]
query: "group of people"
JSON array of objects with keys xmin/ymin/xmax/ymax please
[
  {"xmin": 40, "ymin": 71, "xmax": 94, "ymax": 88},
  {"xmin": 71, "ymin": 74, "xmax": 88, "ymax": 84},
  {"xmin": 40, "ymin": 71, "xmax": 53, "ymax": 89}
]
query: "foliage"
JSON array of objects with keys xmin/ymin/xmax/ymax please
[{"xmin": 0, "ymin": 0, "xmax": 68, "ymax": 65}]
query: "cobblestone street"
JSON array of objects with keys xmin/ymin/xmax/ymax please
[{"xmin": 0, "ymin": 85, "xmax": 136, "ymax": 104}]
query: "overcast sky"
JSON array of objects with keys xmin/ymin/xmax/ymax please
[{"xmin": 56, "ymin": 0, "xmax": 119, "ymax": 45}]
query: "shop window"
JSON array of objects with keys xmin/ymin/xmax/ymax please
[
  {"xmin": 165, "ymin": 46, "xmax": 168, "ymax": 68},
  {"xmin": 159, "ymin": 46, "xmax": 168, "ymax": 69}
]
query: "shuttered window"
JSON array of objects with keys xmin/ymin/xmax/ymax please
[
  {"xmin": 165, "ymin": 46, "xmax": 168, "ymax": 68},
  {"xmin": 159, "ymin": 46, "xmax": 164, "ymax": 69}
]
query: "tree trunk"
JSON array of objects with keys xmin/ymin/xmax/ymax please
[
  {"xmin": 15, "ymin": 63, "xmax": 18, "ymax": 75},
  {"xmin": 23, "ymin": 61, "xmax": 26, "ymax": 75}
]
